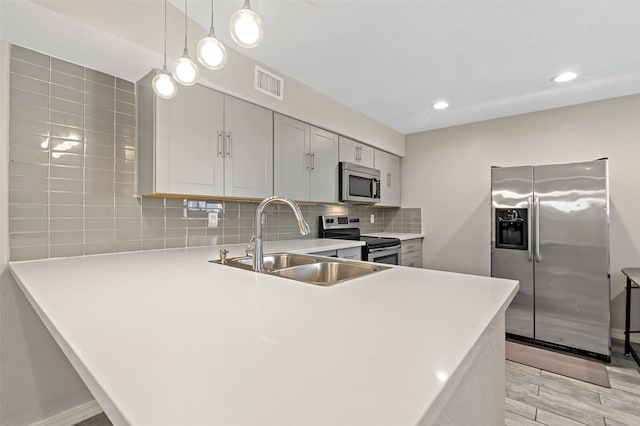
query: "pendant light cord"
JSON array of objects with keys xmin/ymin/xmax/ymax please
[
  {"xmin": 163, "ymin": 0, "xmax": 168, "ymax": 68},
  {"xmin": 210, "ymin": 0, "xmax": 214, "ymax": 33},
  {"xmin": 183, "ymin": 0, "xmax": 188, "ymax": 53}
]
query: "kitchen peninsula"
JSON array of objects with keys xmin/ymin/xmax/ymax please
[{"xmin": 9, "ymin": 241, "xmax": 517, "ymax": 425}]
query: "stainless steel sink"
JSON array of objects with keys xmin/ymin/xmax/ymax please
[
  {"xmin": 211, "ymin": 252, "xmax": 319, "ymax": 272},
  {"xmin": 270, "ymin": 260, "xmax": 390, "ymax": 286},
  {"xmin": 211, "ymin": 252, "xmax": 391, "ymax": 286}
]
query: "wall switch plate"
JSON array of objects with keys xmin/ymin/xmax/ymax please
[
  {"xmin": 208, "ymin": 212, "xmax": 219, "ymax": 228},
  {"xmin": 370, "ymin": 214, "xmax": 375, "ymax": 224}
]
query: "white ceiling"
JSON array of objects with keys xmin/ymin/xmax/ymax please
[{"xmin": 175, "ymin": 0, "xmax": 640, "ymax": 134}]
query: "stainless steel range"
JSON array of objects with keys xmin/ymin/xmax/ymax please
[{"xmin": 320, "ymin": 215, "xmax": 401, "ymax": 265}]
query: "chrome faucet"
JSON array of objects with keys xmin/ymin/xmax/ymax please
[
  {"xmin": 245, "ymin": 235, "xmax": 255, "ymax": 257},
  {"xmin": 252, "ymin": 196, "xmax": 311, "ymax": 272}
]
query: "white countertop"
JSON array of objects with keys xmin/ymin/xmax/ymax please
[
  {"xmin": 9, "ymin": 239, "xmax": 517, "ymax": 425},
  {"xmin": 364, "ymin": 232, "xmax": 424, "ymax": 241}
]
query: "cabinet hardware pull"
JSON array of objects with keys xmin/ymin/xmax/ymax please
[
  {"xmin": 388, "ymin": 172, "xmax": 391, "ymax": 186},
  {"xmin": 305, "ymin": 152, "xmax": 310, "ymax": 170},
  {"xmin": 311, "ymin": 152, "xmax": 315, "ymax": 171},
  {"xmin": 225, "ymin": 131, "xmax": 231, "ymax": 158},
  {"xmin": 217, "ymin": 131, "xmax": 223, "ymax": 157}
]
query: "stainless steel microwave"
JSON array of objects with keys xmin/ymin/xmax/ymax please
[{"xmin": 339, "ymin": 162, "xmax": 381, "ymax": 204}]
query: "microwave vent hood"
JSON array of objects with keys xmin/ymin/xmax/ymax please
[{"xmin": 339, "ymin": 162, "xmax": 381, "ymax": 205}]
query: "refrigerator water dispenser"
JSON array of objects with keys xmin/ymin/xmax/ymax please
[{"xmin": 495, "ymin": 208, "xmax": 528, "ymax": 250}]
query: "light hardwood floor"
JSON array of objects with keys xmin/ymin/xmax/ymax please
[
  {"xmin": 75, "ymin": 340, "xmax": 640, "ymax": 426},
  {"xmin": 505, "ymin": 339, "xmax": 640, "ymax": 426}
]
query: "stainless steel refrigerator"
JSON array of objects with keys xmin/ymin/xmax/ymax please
[{"xmin": 491, "ymin": 159, "xmax": 610, "ymax": 360}]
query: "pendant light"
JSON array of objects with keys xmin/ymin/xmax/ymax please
[
  {"xmin": 196, "ymin": 0, "xmax": 227, "ymax": 70},
  {"xmin": 172, "ymin": 0, "xmax": 200, "ymax": 86},
  {"xmin": 152, "ymin": 0, "xmax": 178, "ymax": 99},
  {"xmin": 230, "ymin": 0, "xmax": 263, "ymax": 48}
]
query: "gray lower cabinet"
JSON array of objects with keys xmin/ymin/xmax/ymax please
[
  {"xmin": 337, "ymin": 246, "xmax": 362, "ymax": 260},
  {"xmin": 401, "ymin": 238, "xmax": 423, "ymax": 268},
  {"xmin": 137, "ymin": 71, "xmax": 273, "ymax": 198},
  {"xmin": 310, "ymin": 246, "xmax": 362, "ymax": 261}
]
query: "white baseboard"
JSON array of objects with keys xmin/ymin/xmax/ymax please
[
  {"xmin": 29, "ymin": 400, "xmax": 103, "ymax": 426},
  {"xmin": 611, "ymin": 327, "xmax": 640, "ymax": 344}
]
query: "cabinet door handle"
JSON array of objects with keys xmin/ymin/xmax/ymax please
[
  {"xmin": 387, "ymin": 172, "xmax": 391, "ymax": 186},
  {"xmin": 357, "ymin": 146, "xmax": 361, "ymax": 162},
  {"xmin": 305, "ymin": 152, "xmax": 310, "ymax": 170},
  {"xmin": 225, "ymin": 131, "xmax": 231, "ymax": 158},
  {"xmin": 217, "ymin": 131, "xmax": 223, "ymax": 157},
  {"xmin": 311, "ymin": 152, "xmax": 315, "ymax": 171}
]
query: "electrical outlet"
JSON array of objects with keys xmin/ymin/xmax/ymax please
[
  {"xmin": 208, "ymin": 212, "xmax": 219, "ymax": 228},
  {"xmin": 370, "ymin": 214, "xmax": 375, "ymax": 224}
]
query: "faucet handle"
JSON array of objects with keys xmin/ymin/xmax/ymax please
[
  {"xmin": 245, "ymin": 235, "xmax": 256, "ymax": 257},
  {"xmin": 219, "ymin": 248, "xmax": 229, "ymax": 264}
]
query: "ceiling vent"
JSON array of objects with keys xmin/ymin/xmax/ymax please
[{"xmin": 255, "ymin": 66, "xmax": 284, "ymax": 101}]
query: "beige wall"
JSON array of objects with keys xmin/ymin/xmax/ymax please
[
  {"xmin": 26, "ymin": 0, "xmax": 405, "ymax": 156},
  {"xmin": 403, "ymin": 94, "xmax": 640, "ymax": 332}
]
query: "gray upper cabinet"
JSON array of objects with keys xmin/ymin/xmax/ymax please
[
  {"xmin": 338, "ymin": 136, "xmax": 374, "ymax": 168},
  {"xmin": 274, "ymin": 114, "xmax": 309, "ymax": 200},
  {"xmin": 374, "ymin": 149, "xmax": 401, "ymax": 206},
  {"xmin": 274, "ymin": 113, "xmax": 338, "ymax": 203},
  {"xmin": 137, "ymin": 71, "xmax": 273, "ymax": 199},
  {"xmin": 223, "ymin": 96, "xmax": 273, "ymax": 198},
  {"xmin": 309, "ymin": 126, "xmax": 339, "ymax": 202}
]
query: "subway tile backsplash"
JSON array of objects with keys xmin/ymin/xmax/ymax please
[{"xmin": 8, "ymin": 45, "xmax": 421, "ymax": 261}]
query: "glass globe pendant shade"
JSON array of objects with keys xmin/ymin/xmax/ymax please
[
  {"xmin": 230, "ymin": 3, "xmax": 263, "ymax": 48},
  {"xmin": 153, "ymin": 0, "xmax": 178, "ymax": 99},
  {"xmin": 173, "ymin": 51, "xmax": 200, "ymax": 86},
  {"xmin": 197, "ymin": 34, "xmax": 227, "ymax": 70},
  {"xmin": 152, "ymin": 68, "xmax": 178, "ymax": 99}
]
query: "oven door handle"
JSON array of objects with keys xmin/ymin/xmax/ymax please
[{"xmin": 368, "ymin": 245, "xmax": 401, "ymax": 253}]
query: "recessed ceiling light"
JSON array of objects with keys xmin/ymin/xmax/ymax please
[
  {"xmin": 433, "ymin": 101, "xmax": 449, "ymax": 110},
  {"xmin": 552, "ymin": 72, "xmax": 578, "ymax": 83}
]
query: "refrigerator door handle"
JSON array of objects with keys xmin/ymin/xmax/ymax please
[
  {"xmin": 534, "ymin": 196, "xmax": 541, "ymax": 263},
  {"xmin": 527, "ymin": 196, "xmax": 533, "ymax": 262}
]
